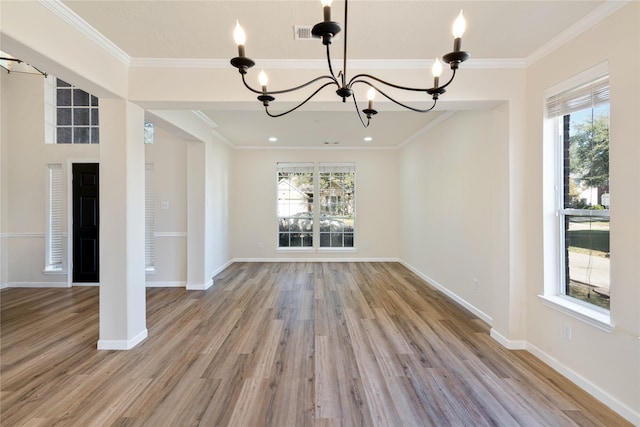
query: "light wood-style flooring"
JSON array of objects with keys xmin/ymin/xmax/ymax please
[{"xmin": 1, "ymin": 262, "xmax": 631, "ymax": 426}]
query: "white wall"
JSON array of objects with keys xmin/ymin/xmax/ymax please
[
  {"xmin": 231, "ymin": 148, "xmax": 400, "ymax": 260},
  {"xmin": 524, "ymin": 2, "xmax": 639, "ymax": 421},
  {"xmin": 0, "ymin": 72, "xmax": 99, "ymax": 287},
  {"xmin": 398, "ymin": 108, "xmax": 506, "ymax": 322},
  {"xmin": 144, "ymin": 126, "xmax": 188, "ymax": 287},
  {"xmin": 208, "ymin": 136, "xmax": 233, "ymax": 276}
]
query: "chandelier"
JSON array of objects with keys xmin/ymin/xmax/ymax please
[
  {"xmin": 0, "ymin": 53, "xmax": 47, "ymax": 77},
  {"xmin": 230, "ymin": 0, "xmax": 469, "ymax": 127}
]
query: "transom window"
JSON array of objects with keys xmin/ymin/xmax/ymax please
[
  {"xmin": 44, "ymin": 76, "xmax": 99, "ymax": 144},
  {"xmin": 277, "ymin": 163, "xmax": 355, "ymax": 249}
]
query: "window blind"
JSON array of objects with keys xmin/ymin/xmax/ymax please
[
  {"xmin": 145, "ymin": 164, "xmax": 155, "ymax": 270},
  {"xmin": 546, "ymin": 75, "xmax": 609, "ymax": 118},
  {"xmin": 318, "ymin": 163, "xmax": 356, "ymax": 173},
  {"xmin": 47, "ymin": 164, "xmax": 63, "ymax": 268},
  {"xmin": 277, "ymin": 162, "xmax": 314, "ymax": 174}
]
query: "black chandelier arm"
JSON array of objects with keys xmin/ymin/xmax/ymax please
[
  {"xmin": 241, "ymin": 72, "xmax": 338, "ymax": 96},
  {"xmin": 350, "ymin": 79, "xmax": 438, "ymax": 113},
  {"xmin": 435, "ymin": 67, "xmax": 458, "ymax": 91},
  {"xmin": 347, "ymin": 67, "xmax": 459, "ymax": 94},
  {"xmin": 264, "ymin": 81, "xmax": 338, "ymax": 118},
  {"xmin": 351, "ymin": 93, "xmax": 371, "ymax": 128},
  {"xmin": 326, "ymin": 44, "xmax": 340, "ymax": 82},
  {"xmin": 347, "ymin": 73, "xmax": 430, "ymax": 93}
]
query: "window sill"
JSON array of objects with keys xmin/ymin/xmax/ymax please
[
  {"xmin": 43, "ymin": 268, "xmax": 66, "ymax": 275},
  {"xmin": 145, "ymin": 267, "xmax": 156, "ymax": 274},
  {"xmin": 538, "ymin": 294, "xmax": 614, "ymax": 333},
  {"xmin": 317, "ymin": 247, "xmax": 357, "ymax": 253},
  {"xmin": 277, "ymin": 247, "xmax": 315, "ymax": 253}
]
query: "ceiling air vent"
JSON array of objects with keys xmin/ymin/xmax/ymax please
[{"xmin": 294, "ymin": 25, "xmax": 314, "ymax": 40}]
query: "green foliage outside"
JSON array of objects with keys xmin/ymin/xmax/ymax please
[{"xmin": 569, "ymin": 114, "xmax": 609, "ymax": 189}]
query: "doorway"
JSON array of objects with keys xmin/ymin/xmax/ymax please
[{"xmin": 72, "ymin": 163, "xmax": 99, "ymax": 283}]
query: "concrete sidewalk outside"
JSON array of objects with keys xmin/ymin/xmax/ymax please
[{"xmin": 569, "ymin": 251, "xmax": 609, "ymax": 289}]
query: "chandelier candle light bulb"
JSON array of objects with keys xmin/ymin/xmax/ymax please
[
  {"xmin": 367, "ymin": 88, "xmax": 375, "ymax": 110},
  {"xmin": 259, "ymin": 70, "xmax": 268, "ymax": 93},
  {"xmin": 452, "ymin": 10, "xmax": 466, "ymax": 52},
  {"xmin": 321, "ymin": 0, "xmax": 332, "ymax": 22},
  {"xmin": 432, "ymin": 58, "xmax": 443, "ymax": 88},
  {"xmin": 234, "ymin": 20, "xmax": 246, "ymax": 57}
]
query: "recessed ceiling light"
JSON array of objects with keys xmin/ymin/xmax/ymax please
[
  {"xmin": 364, "ymin": 136, "xmax": 373, "ymax": 142},
  {"xmin": 324, "ymin": 141, "xmax": 340, "ymax": 145},
  {"xmin": 268, "ymin": 137, "xmax": 278, "ymax": 143}
]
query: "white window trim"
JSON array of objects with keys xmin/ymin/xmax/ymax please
[{"xmin": 541, "ymin": 62, "xmax": 612, "ymax": 330}]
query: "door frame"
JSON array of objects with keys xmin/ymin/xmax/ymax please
[{"xmin": 66, "ymin": 158, "xmax": 100, "ymax": 287}]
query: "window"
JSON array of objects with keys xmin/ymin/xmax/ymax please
[
  {"xmin": 319, "ymin": 164, "xmax": 355, "ymax": 248},
  {"xmin": 46, "ymin": 164, "xmax": 64, "ymax": 271},
  {"xmin": 144, "ymin": 122, "xmax": 155, "ymax": 144},
  {"xmin": 145, "ymin": 164, "xmax": 155, "ymax": 272},
  {"xmin": 546, "ymin": 70, "xmax": 610, "ymax": 311},
  {"xmin": 45, "ymin": 77, "xmax": 99, "ymax": 144},
  {"xmin": 277, "ymin": 163, "xmax": 356, "ymax": 249},
  {"xmin": 278, "ymin": 163, "xmax": 314, "ymax": 247}
]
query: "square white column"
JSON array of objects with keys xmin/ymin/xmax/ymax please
[{"xmin": 97, "ymin": 99, "xmax": 147, "ymax": 350}]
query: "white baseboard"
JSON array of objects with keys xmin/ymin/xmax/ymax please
[
  {"xmin": 490, "ymin": 328, "xmax": 527, "ymax": 350},
  {"xmin": 399, "ymin": 261, "xmax": 493, "ymax": 326},
  {"xmin": 527, "ymin": 342, "xmax": 639, "ymax": 425},
  {"xmin": 3, "ymin": 282, "xmax": 71, "ymax": 288},
  {"xmin": 146, "ymin": 281, "xmax": 186, "ymax": 288},
  {"xmin": 233, "ymin": 257, "xmax": 400, "ymax": 263},
  {"xmin": 97, "ymin": 329, "xmax": 148, "ymax": 350},
  {"xmin": 212, "ymin": 259, "xmax": 234, "ymax": 277},
  {"xmin": 187, "ymin": 278, "xmax": 213, "ymax": 291}
]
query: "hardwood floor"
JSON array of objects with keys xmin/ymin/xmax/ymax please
[{"xmin": 0, "ymin": 262, "xmax": 631, "ymax": 426}]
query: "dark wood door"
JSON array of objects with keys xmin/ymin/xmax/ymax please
[{"xmin": 73, "ymin": 163, "xmax": 99, "ymax": 283}]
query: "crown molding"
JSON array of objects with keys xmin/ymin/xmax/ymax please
[
  {"xmin": 397, "ymin": 111, "xmax": 457, "ymax": 149},
  {"xmin": 191, "ymin": 110, "xmax": 218, "ymax": 128},
  {"xmin": 130, "ymin": 58, "xmax": 230, "ymax": 69},
  {"xmin": 525, "ymin": 0, "xmax": 631, "ymax": 67},
  {"xmin": 191, "ymin": 110, "xmax": 236, "ymax": 147},
  {"xmin": 234, "ymin": 145, "xmax": 396, "ymax": 151},
  {"xmin": 39, "ymin": 0, "xmax": 130, "ymax": 65},
  {"xmin": 130, "ymin": 57, "xmax": 527, "ymax": 70}
]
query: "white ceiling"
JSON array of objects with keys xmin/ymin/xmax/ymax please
[{"xmin": 58, "ymin": 0, "xmax": 608, "ymax": 148}]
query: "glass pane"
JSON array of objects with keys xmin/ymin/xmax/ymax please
[
  {"xmin": 57, "ymin": 89, "xmax": 71, "ymax": 106},
  {"xmin": 74, "ymin": 108, "xmax": 90, "ymax": 125},
  {"xmin": 91, "ymin": 95, "xmax": 99, "ymax": 106},
  {"xmin": 320, "ymin": 233, "xmax": 330, "ymax": 247},
  {"xmin": 57, "ymin": 108, "xmax": 72, "ymax": 126},
  {"xmin": 279, "ymin": 233, "xmax": 290, "ymax": 247},
  {"xmin": 90, "ymin": 108, "xmax": 99, "ymax": 126},
  {"xmin": 300, "ymin": 232, "xmax": 313, "ymax": 247},
  {"xmin": 290, "ymin": 233, "xmax": 302, "ymax": 247},
  {"xmin": 56, "ymin": 78, "xmax": 72, "ymax": 88},
  {"xmin": 73, "ymin": 89, "xmax": 90, "ymax": 106},
  {"xmin": 564, "ymin": 105, "xmax": 609, "ymax": 209},
  {"xmin": 57, "ymin": 127, "xmax": 72, "ymax": 143},
  {"xmin": 74, "ymin": 127, "xmax": 90, "ymax": 144},
  {"xmin": 91, "ymin": 128, "xmax": 100, "ymax": 144},
  {"xmin": 565, "ymin": 215, "xmax": 610, "ymax": 310},
  {"xmin": 344, "ymin": 233, "xmax": 354, "ymax": 247}
]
